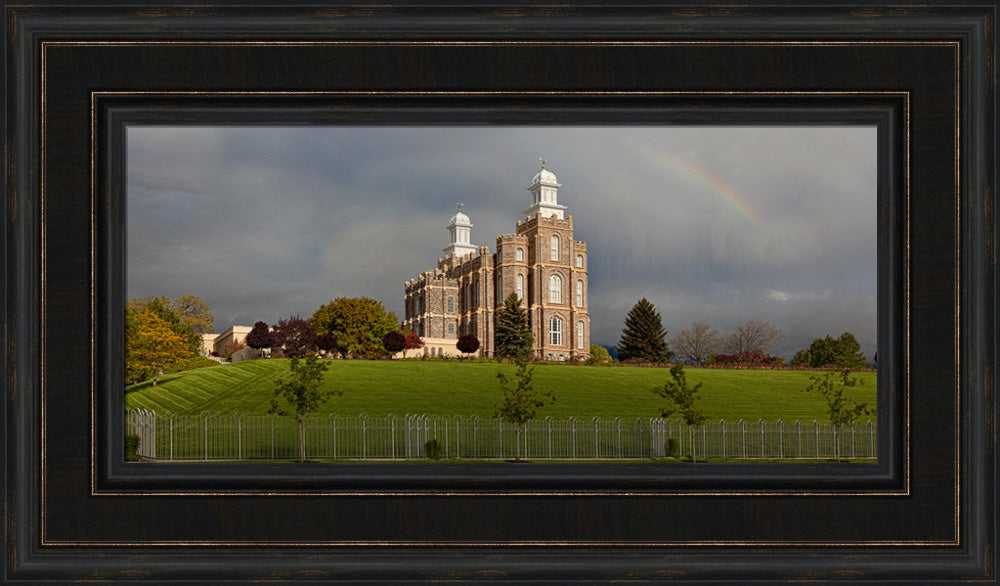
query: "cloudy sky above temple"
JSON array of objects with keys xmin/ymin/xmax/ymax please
[{"xmin": 127, "ymin": 125, "xmax": 877, "ymax": 360}]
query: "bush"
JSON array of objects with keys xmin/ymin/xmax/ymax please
[
  {"xmin": 424, "ymin": 438, "xmax": 443, "ymax": 460},
  {"xmin": 125, "ymin": 434, "xmax": 141, "ymax": 461},
  {"xmin": 665, "ymin": 438, "xmax": 679, "ymax": 458},
  {"xmin": 587, "ymin": 344, "xmax": 612, "ymax": 365}
]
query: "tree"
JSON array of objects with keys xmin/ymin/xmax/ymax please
[
  {"xmin": 616, "ymin": 298, "xmax": 672, "ymax": 363},
  {"xmin": 129, "ymin": 310, "xmax": 193, "ymax": 387},
  {"xmin": 382, "ymin": 331, "xmax": 406, "ymax": 355},
  {"xmin": 172, "ymin": 294, "xmax": 215, "ymax": 334},
  {"xmin": 267, "ymin": 355, "xmax": 337, "ymax": 462},
  {"xmin": 245, "ymin": 321, "xmax": 274, "ymax": 350},
  {"xmin": 271, "ymin": 315, "xmax": 317, "ymax": 358},
  {"xmin": 801, "ymin": 368, "xmax": 872, "ymax": 461},
  {"xmin": 309, "ymin": 297, "xmax": 399, "ymax": 358},
  {"xmin": 724, "ymin": 319, "xmax": 781, "ymax": 361},
  {"xmin": 316, "ymin": 332, "xmax": 338, "ymax": 356},
  {"xmin": 456, "ymin": 334, "xmax": 480, "ymax": 356},
  {"xmin": 651, "ymin": 364, "xmax": 708, "ymax": 462},
  {"xmin": 127, "ymin": 295, "xmax": 200, "ymax": 355},
  {"xmin": 404, "ymin": 332, "xmax": 426, "ymax": 357},
  {"xmin": 671, "ymin": 321, "xmax": 722, "ymax": 365},
  {"xmin": 495, "ymin": 292, "xmax": 533, "ymax": 359},
  {"xmin": 792, "ymin": 332, "xmax": 868, "ymax": 369},
  {"xmin": 586, "ymin": 344, "xmax": 612, "ymax": 365},
  {"xmin": 494, "ymin": 341, "xmax": 551, "ymax": 462}
]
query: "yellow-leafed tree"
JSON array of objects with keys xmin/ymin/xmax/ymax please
[{"xmin": 130, "ymin": 310, "xmax": 192, "ymax": 387}]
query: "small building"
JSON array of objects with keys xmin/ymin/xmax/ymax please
[{"xmin": 200, "ymin": 325, "xmax": 252, "ymax": 357}]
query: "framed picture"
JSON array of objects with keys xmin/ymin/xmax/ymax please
[{"xmin": 4, "ymin": 2, "xmax": 995, "ymax": 583}]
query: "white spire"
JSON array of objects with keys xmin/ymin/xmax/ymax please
[
  {"xmin": 523, "ymin": 160, "xmax": 567, "ymax": 219},
  {"xmin": 443, "ymin": 203, "xmax": 478, "ymax": 258}
]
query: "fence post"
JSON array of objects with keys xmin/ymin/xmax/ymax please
[
  {"xmin": 169, "ymin": 413, "xmax": 174, "ymax": 461},
  {"xmin": 570, "ymin": 417, "xmax": 577, "ymax": 459},
  {"xmin": 869, "ymin": 420, "xmax": 876, "ymax": 458},
  {"xmin": 739, "ymin": 419, "xmax": 746, "ymax": 459},
  {"xmin": 615, "ymin": 417, "xmax": 622, "ymax": 459},
  {"xmin": 720, "ymin": 419, "xmax": 726, "ymax": 459},
  {"xmin": 777, "ymin": 420, "xmax": 783, "ymax": 459},
  {"xmin": 795, "ymin": 420, "xmax": 801, "ymax": 459},
  {"xmin": 546, "ymin": 417, "xmax": 553, "ymax": 459},
  {"xmin": 270, "ymin": 415, "xmax": 275, "ymax": 460},
  {"xmin": 591, "ymin": 417, "xmax": 601, "ymax": 460},
  {"xmin": 203, "ymin": 412, "xmax": 210, "ymax": 461},
  {"xmin": 237, "ymin": 413, "xmax": 243, "ymax": 461},
  {"xmin": 813, "ymin": 421, "xmax": 820, "ymax": 459}
]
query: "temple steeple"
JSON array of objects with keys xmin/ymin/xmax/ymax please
[
  {"xmin": 523, "ymin": 159, "xmax": 567, "ymax": 219},
  {"xmin": 442, "ymin": 204, "xmax": 478, "ymax": 258}
]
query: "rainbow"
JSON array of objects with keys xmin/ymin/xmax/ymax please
[{"xmin": 633, "ymin": 141, "xmax": 768, "ymax": 227}]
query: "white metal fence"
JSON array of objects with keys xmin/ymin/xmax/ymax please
[{"xmin": 126, "ymin": 409, "xmax": 876, "ymax": 462}]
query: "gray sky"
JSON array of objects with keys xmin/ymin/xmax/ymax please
[{"xmin": 127, "ymin": 125, "xmax": 877, "ymax": 360}]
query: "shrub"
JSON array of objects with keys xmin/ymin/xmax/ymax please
[
  {"xmin": 125, "ymin": 434, "xmax": 141, "ymax": 461},
  {"xmin": 456, "ymin": 334, "xmax": 480, "ymax": 356},
  {"xmin": 665, "ymin": 438, "xmax": 679, "ymax": 458},
  {"xmin": 424, "ymin": 438, "xmax": 443, "ymax": 460},
  {"xmin": 587, "ymin": 344, "xmax": 612, "ymax": 365}
]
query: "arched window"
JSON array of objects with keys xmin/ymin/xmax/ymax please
[
  {"xmin": 575, "ymin": 280, "xmax": 584, "ymax": 307},
  {"xmin": 577, "ymin": 321, "xmax": 585, "ymax": 349},
  {"xmin": 549, "ymin": 274, "xmax": 562, "ymax": 303},
  {"xmin": 447, "ymin": 323, "xmax": 455, "ymax": 336},
  {"xmin": 516, "ymin": 248, "xmax": 524, "ymax": 262},
  {"xmin": 549, "ymin": 316, "xmax": 562, "ymax": 346},
  {"xmin": 550, "ymin": 234, "xmax": 560, "ymax": 260},
  {"xmin": 447, "ymin": 296, "xmax": 454, "ymax": 313},
  {"xmin": 516, "ymin": 274, "xmax": 524, "ymax": 301},
  {"xmin": 576, "ymin": 254, "xmax": 584, "ymax": 268}
]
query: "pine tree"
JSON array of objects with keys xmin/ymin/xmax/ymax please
[
  {"xmin": 617, "ymin": 298, "xmax": 672, "ymax": 363},
  {"xmin": 495, "ymin": 292, "xmax": 533, "ymax": 359}
]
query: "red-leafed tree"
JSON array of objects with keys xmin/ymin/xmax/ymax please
[
  {"xmin": 316, "ymin": 331, "xmax": 338, "ymax": 356},
  {"xmin": 245, "ymin": 321, "xmax": 274, "ymax": 350},
  {"xmin": 382, "ymin": 331, "xmax": 406, "ymax": 356},
  {"xmin": 456, "ymin": 334, "xmax": 480, "ymax": 356},
  {"xmin": 403, "ymin": 332, "xmax": 425, "ymax": 357},
  {"xmin": 271, "ymin": 315, "xmax": 317, "ymax": 358}
]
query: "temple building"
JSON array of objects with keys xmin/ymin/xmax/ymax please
[{"xmin": 403, "ymin": 163, "xmax": 590, "ymax": 360}]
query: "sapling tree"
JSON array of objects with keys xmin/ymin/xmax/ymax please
[
  {"xmin": 494, "ymin": 339, "xmax": 552, "ymax": 462},
  {"xmin": 267, "ymin": 355, "xmax": 337, "ymax": 462},
  {"xmin": 651, "ymin": 363, "xmax": 708, "ymax": 462},
  {"xmin": 801, "ymin": 368, "xmax": 872, "ymax": 461}
]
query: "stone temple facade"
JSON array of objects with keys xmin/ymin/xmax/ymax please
[{"xmin": 404, "ymin": 164, "xmax": 590, "ymax": 360}]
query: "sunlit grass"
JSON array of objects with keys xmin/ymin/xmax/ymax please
[{"xmin": 126, "ymin": 358, "xmax": 877, "ymax": 423}]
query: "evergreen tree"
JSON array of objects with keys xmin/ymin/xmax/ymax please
[
  {"xmin": 617, "ymin": 298, "xmax": 672, "ymax": 363},
  {"xmin": 495, "ymin": 292, "xmax": 532, "ymax": 359}
]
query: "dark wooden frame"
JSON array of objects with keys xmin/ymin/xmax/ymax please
[{"xmin": 4, "ymin": 2, "xmax": 996, "ymax": 583}]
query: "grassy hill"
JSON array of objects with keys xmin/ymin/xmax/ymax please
[{"xmin": 125, "ymin": 359, "xmax": 877, "ymax": 423}]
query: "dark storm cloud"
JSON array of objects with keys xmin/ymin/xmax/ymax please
[{"xmin": 127, "ymin": 125, "xmax": 877, "ymax": 359}]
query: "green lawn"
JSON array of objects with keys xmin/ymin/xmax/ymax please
[{"xmin": 125, "ymin": 358, "xmax": 877, "ymax": 423}]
